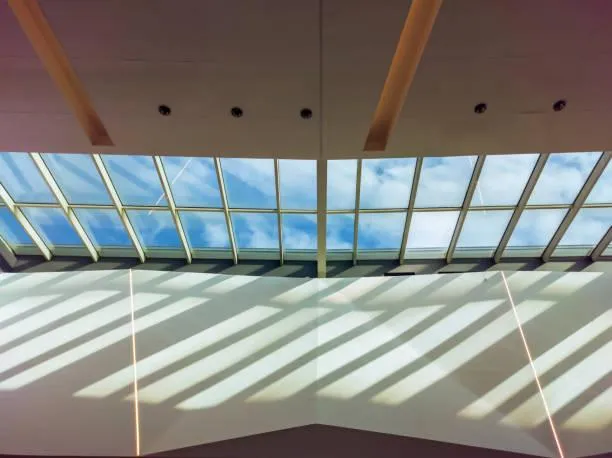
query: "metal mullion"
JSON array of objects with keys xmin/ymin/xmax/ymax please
[
  {"xmin": 18, "ymin": 202, "xmax": 61, "ymax": 208},
  {"xmin": 446, "ymin": 155, "xmax": 486, "ymax": 263},
  {"xmin": 352, "ymin": 159, "xmax": 362, "ymax": 265},
  {"xmin": 399, "ymin": 157, "xmax": 423, "ymax": 262},
  {"xmin": 30, "ymin": 153, "xmax": 99, "ymax": 261},
  {"xmin": 0, "ymin": 184, "xmax": 51, "ymax": 260},
  {"xmin": 153, "ymin": 156, "xmax": 192, "ymax": 263},
  {"xmin": 274, "ymin": 159, "xmax": 284, "ymax": 265},
  {"xmin": 591, "ymin": 227, "xmax": 612, "ymax": 261},
  {"xmin": 542, "ymin": 152, "xmax": 611, "ymax": 261},
  {"xmin": 0, "ymin": 234, "xmax": 17, "ymax": 268},
  {"xmin": 92, "ymin": 154, "xmax": 145, "ymax": 263},
  {"xmin": 494, "ymin": 153, "xmax": 549, "ymax": 262},
  {"xmin": 317, "ymin": 159, "xmax": 327, "ymax": 278},
  {"xmin": 214, "ymin": 157, "xmax": 238, "ymax": 264}
]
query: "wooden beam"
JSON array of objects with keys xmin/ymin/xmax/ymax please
[
  {"xmin": 9, "ymin": 0, "xmax": 113, "ymax": 146},
  {"xmin": 364, "ymin": 0, "xmax": 443, "ymax": 151}
]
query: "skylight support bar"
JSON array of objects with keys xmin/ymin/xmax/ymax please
[
  {"xmin": 0, "ymin": 183, "xmax": 51, "ymax": 260},
  {"xmin": 352, "ymin": 159, "xmax": 363, "ymax": 265},
  {"xmin": 274, "ymin": 159, "xmax": 284, "ymax": 265},
  {"xmin": 446, "ymin": 155, "xmax": 485, "ymax": 263},
  {"xmin": 494, "ymin": 153, "xmax": 549, "ymax": 262},
  {"xmin": 214, "ymin": 158, "xmax": 238, "ymax": 264},
  {"xmin": 399, "ymin": 157, "xmax": 423, "ymax": 262},
  {"xmin": 153, "ymin": 156, "xmax": 192, "ymax": 264},
  {"xmin": 30, "ymin": 152, "xmax": 99, "ymax": 261},
  {"xmin": 92, "ymin": 154, "xmax": 145, "ymax": 263},
  {"xmin": 542, "ymin": 152, "xmax": 611, "ymax": 262},
  {"xmin": 591, "ymin": 226, "xmax": 612, "ymax": 261},
  {"xmin": 0, "ymin": 234, "xmax": 17, "ymax": 268},
  {"xmin": 317, "ymin": 159, "xmax": 328, "ymax": 278}
]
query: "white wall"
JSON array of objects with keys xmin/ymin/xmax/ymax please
[{"xmin": 0, "ymin": 270, "xmax": 610, "ymax": 457}]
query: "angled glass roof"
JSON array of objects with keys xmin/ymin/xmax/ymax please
[{"xmin": 0, "ymin": 151, "xmax": 610, "ymax": 264}]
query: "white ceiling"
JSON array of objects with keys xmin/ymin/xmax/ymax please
[{"xmin": 1, "ymin": 0, "xmax": 611, "ymax": 159}]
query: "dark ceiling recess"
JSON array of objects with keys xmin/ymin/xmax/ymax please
[
  {"xmin": 553, "ymin": 99, "xmax": 567, "ymax": 112},
  {"xmin": 231, "ymin": 106, "xmax": 243, "ymax": 118},
  {"xmin": 474, "ymin": 103, "xmax": 487, "ymax": 114},
  {"xmin": 158, "ymin": 104, "xmax": 171, "ymax": 116},
  {"xmin": 300, "ymin": 108, "xmax": 313, "ymax": 119}
]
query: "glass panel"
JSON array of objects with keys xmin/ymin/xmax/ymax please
[
  {"xmin": 415, "ymin": 156, "xmax": 476, "ymax": 208},
  {"xmin": 528, "ymin": 152, "xmax": 600, "ymax": 205},
  {"xmin": 405, "ymin": 211, "xmax": 460, "ymax": 258},
  {"xmin": 231, "ymin": 213, "xmax": 279, "ymax": 249},
  {"xmin": 283, "ymin": 214, "xmax": 316, "ymax": 250},
  {"xmin": 162, "ymin": 157, "xmax": 222, "ymax": 207},
  {"xmin": 471, "ymin": 154, "xmax": 538, "ymax": 206},
  {"xmin": 42, "ymin": 154, "xmax": 111, "ymax": 204},
  {"xmin": 585, "ymin": 161, "xmax": 612, "ymax": 204},
  {"xmin": 22, "ymin": 207, "xmax": 83, "ymax": 248},
  {"xmin": 102, "ymin": 155, "xmax": 167, "ymax": 206},
  {"xmin": 456, "ymin": 210, "xmax": 513, "ymax": 256},
  {"xmin": 360, "ymin": 158, "xmax": 415, "ymax": 209},
  {"xmin": 180, "ymin": 211, "xmax": 229, "ymax": 249},
  {"xmin": 358, "ymin": 212, "xmax": 405, "ymax": 250},
  {"xmin": 74, "ymin": 209, "xmax": 132, "ymax": 247},
  {"xmin": 222, "ymin": 158, "xmax": 276, "ymax": 208},
  {"xmin": 327, "ymin": 213, "xmax": 354, "ymax": 250},
  {"xmin": 554, "ymin": 208, "xmax": 612, "ymax": 256},
  {"xmin": 280, "ymin": 160, "xmax": 316, "ymax": 209},
  {"xmin": 604, "ymin": 244, "xmax": 612, "ymax": 256},
  {"xmin": 127, "ymin": 210, "xmax": 181, "ymax": 248},
  {"xmin": 0, "ymin": 152, "xmax": 55, "ymax": 203},
  {"xmin": 328, "ymin": 160, "xmax": 357, "ymax": 210},
  {"xmin": 0, "ymin": 207, "xmax": 33, "ymax": 246},
  {"xmin": 505, "ymin": 209, "xmax": 567, "ymax": 256}
]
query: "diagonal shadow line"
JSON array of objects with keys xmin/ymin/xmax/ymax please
[
  {"xmin": 486, "ymin": 272, "xmax": 612, "ymax": 413},
  {"xmin": 0, "ymin": 289, "xmax": 127, "ymax": 354},
  {"xmin": 462, "ymin": 312, "xmax": 612, "ymax": 422},
  {"xmin": 312, "ymin": 276, "xmax": 509, "ymax": 397},
  {"xmin": 119, "ymin": 308, "xmax": 302, "ymax": 401},
  {"xmin": 554, "ymin": 372, "xmax": 612, "ymax": 431},
  {"xmin": 0, "ymin": 293, "xmax": 65, "ymax": 329},
  {"xmin": 0, "ymin": 294, "xmax": 209, "ymax": 391},
  {"xmin": 172, "ymin": 307, "xmax": 401, "ymax": 408},
  {"xmin": 75, "ymin": 303, "xmax": 286, "ymax": 399},
  {"xmin": 0, "ymin": 290, "xmax": 164, "ymax": 380},
  {"xmin": 122, "ymin": 276, "xmax": 357, "ymax": 400},
  {"xmin": 149, "ymin": 307, "xmax": 344, "ymax": 408},
  {"xmin": 245, "ymin": 303, "xmax": 448, "ymax": 403},
  {"xmin": 497, "ymin": 329, "xmax": 612, "ymax": 427},
  {"xmin": 342, "ymin": 300, "xmax": 512, "ymax": 403},
  {"xmin": 306, "ymin": 302, "xmax": 457, "ymax": 395}
]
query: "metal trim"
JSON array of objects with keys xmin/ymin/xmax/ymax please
[
  {"xmin": 542, "ymin": 152, "xmax": 611, "ymax": 261},
  {"xmin": 446, "ymin": 155, "xmax": 486, "ymax": 263},
  {"xmin": 30, "ymin": 153, "xmax": 99, "ymax": 261},
  {"xmin": 274, "ymin": 159, "xmax": 284, "ymax": 265},
  {"xmin": 153, "ymin": 156, "xmax": 192, "ymax": 263},
  {"xmin": 214, "ymin": 157, "xmax": 238, "ymax": 264},
  {"xmin": 317, "ymin": 159, "xmax": 327, "ymax": 277},
  {"xmin": 92, "ymin": 154, "xmax": 145, "ymax": 263},
  {"xmin": 352, "ymin": 159, "xmax": 363, "ymax": 265},
  {"xmin": 494, "ymin": 153, "xmax": 549, "ymax": 262},
  {"xmin": 591, "ymin": 226, "xmax": 612, "ymax": 261},
  {"xmin": 0, "ymin": 182, "xmax": 52, "ymax": 260},
  {"xmin": 399, "ymin": 157, "xmax": 423, "ymax": 262}
]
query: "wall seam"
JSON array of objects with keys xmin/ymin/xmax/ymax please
[
  {"xmin": 500, "ymin": 271, "xmax": 565, "ymax": 458},
  {"xmin": 129, "ymin": 268, "xmax": 141, "ymax": 456}
]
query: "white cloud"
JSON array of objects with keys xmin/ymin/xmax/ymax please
[
  {"xmin": 360, "ymin": 159, "xmax": 415, "ymax": 209},
  {"xmin": 415, "ymin": 156, "xmax": 475, "ymax": 207},
  {"xmin": 406, "ymin": 211, "xmax": 459, "ymax": 251}
]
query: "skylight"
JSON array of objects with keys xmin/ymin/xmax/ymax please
[{"xmin": 0, "ymin": 152, "xmax": 610, "ymax": 264}]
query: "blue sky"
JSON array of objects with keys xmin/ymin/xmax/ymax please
[{"xmin": 0, "ymin": 152, "xmax": 610, "ymax": 258}]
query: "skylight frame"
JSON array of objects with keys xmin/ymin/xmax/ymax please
[{"xmin": 0, "ymin": 151, "xmax": 610, "ymax": 274}]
